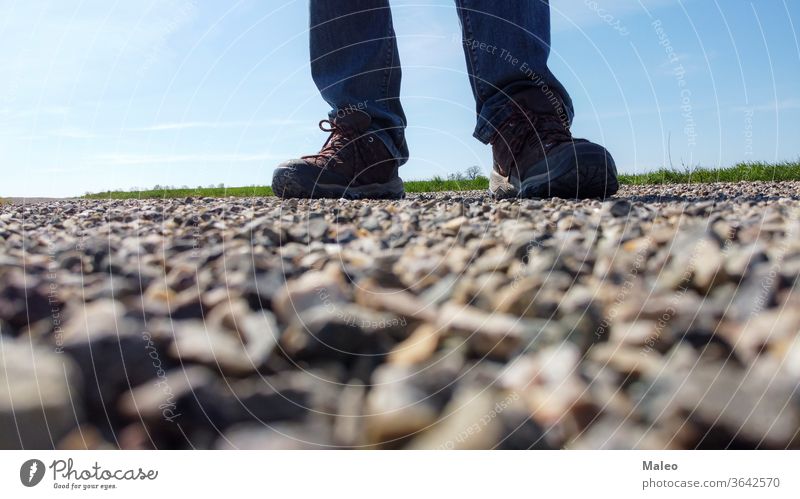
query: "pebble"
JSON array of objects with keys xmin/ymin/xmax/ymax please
[
  {"xmin": 2, "ymin": 182, "xmax": 800, "ymax": 449},
  {"xmin": 0, "ymin": 340, "xmax": 80, "ymax": 449}
]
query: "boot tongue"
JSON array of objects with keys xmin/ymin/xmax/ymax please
[{"xmin": 333, "ymin": 108, "xmax": 372, "ymax": 133}]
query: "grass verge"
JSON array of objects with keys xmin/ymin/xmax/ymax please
[
  {"xmin": 619, "ymin": 160, "xmax": 800, "ymax": 185},
  {"xmin": 82, "ymin": 160, "xmax": 799, "ymax": 199}
]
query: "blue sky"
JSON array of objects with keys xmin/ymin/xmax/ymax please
[{"xmin": 1, "ymin": 0, "xmax": 798, "ymax": 197}]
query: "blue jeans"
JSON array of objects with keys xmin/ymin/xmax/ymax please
[{"xmin": 309, "ymin": 0, "xmax": 574, "ymax": 166}]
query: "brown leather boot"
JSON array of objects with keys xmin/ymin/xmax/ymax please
[
  {"xmin": 489, "ymin": 91, "xmax": 618, "ymax": 199},
  {"xmin": 272, "ymin": 110, "xmax": 404, "ymax": 199}
]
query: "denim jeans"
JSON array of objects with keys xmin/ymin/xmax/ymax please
[{"xmin": 309, "ymin": 0, "xmax": 574, "ymax": 166}]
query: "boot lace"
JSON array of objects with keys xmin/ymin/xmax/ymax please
[{"xmin": 302, "ymin": 119, "xmax": 372, "ymax": 169}]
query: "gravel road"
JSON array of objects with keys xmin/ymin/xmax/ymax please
[{"xmin": 2, "ymin": 182, "xmax": 800, "ymax": 449}]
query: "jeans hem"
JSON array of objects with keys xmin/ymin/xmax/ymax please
[{"xmin": 473, "ymin": 105, "xmax": 515, "ymax": 144}]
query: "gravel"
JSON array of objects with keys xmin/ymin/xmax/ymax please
[{"xmin": 2, "ymin": 181, "xmax": 800, "ymax": 449}]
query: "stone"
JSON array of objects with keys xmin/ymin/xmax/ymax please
[
  {"xmin": 640, "ymin": 362, "xmax": 800, "ymax": 449},
  {"xmin": 606, "ymin": 199, "xmax": 633, "ymax": 217},
  {"xmin": 0, "ymin": 269, "xmax": 58, "ymax": 334},
  {"xmin": 333, "ymin": 381, "xmax": 367, "ymax": 447},
  {"xmin": 118, "ymin": 366, "xmax": 215, "ymax": 421},
  {"xmin": 438, "ymin": 302, "xmax": 567, "ymax": 361},
  {"xmin": 409, "ymin": 387, "xmax": 552, "ymax": 450},
  {"xmin": 280, "ymin": 305, "xmax": 400, "ymax": 361},
  {"xmin": 502, "ymin": 345, "xmax": 598, "ymax": 434},
  {"xmin": 216, "ymin": 420, "xmax": 333, "ymax": 449},
  {"xmin": 588, "ymin": 343, "xmax": 664, "ymax": 382},
  {"xmin": 272, "ymin": 264, "xmax": 350, "ymax": 323},
  {"xmin": 0, "ymin": 340, "xmax": 80, "ymax": 449},
  {"xmin": 387, "ymin": 324, "xmax": 440, "ymax": 366},
  {"xmin": 569, "ymin": 416, "xmax": 675, "ymax": 450},
  {"xmin": 169, "ymin": 307, "xmax": 279, "ymax": 375},
  {"xmin": 364, "ymin": 364, "xmax": 441, "ymax": 446},
  {"xmin": 63, "ymin": 328, "xmax": 175, "ymax": 438},
  {"xmin": 6, "ymin": 185, "xmax": 800, "ymax": 449}
]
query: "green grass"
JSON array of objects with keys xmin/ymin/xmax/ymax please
[
  {"xmin": 619, "ymin": 160, "xmax": 800, "ymax": 185},
  {"xmin": 82, "ymin": 160, "xmax": 800, "ymax": 199},
  {"xmin": 82, "ymin": 177, "xmax": 490, "ymax": 199},
  {"xmin": 83, "ymin": 185, "xmax": 274, "ymax": 200},
  {"xmin": 404, "ymin": 177, "xmax": 489, "ymax": 193}
]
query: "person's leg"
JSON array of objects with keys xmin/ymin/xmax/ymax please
[
  {"xmin": 310, "ymin": 0, "xmax": 408, "ymax": 163},
  {"xmin": 454, "ymin": 0, "xmax": 572, "ymax": 143},
  {"xmin": 272, "ymin": 1, "xmax": 407, "ymax": 199},
  {"xmin": 454, "ymin": 0, "xmax": 618, "ymax": 199}
]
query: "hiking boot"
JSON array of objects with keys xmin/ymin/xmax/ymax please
[
  {"xmin": 489, "ymin": 92, "xmax": 618, "ymax": 200},
  {"xmin": 272, "ymin": 110, "xmax": 404, "ymax": 199}
]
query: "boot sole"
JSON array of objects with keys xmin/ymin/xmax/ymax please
[
  {"xmin": 272, "ymin": 164, "xmax": 405, "ymax": 200},
  {"xmin": 490, "ymin": 141, "xmax": 619, "ymax": 200}
]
